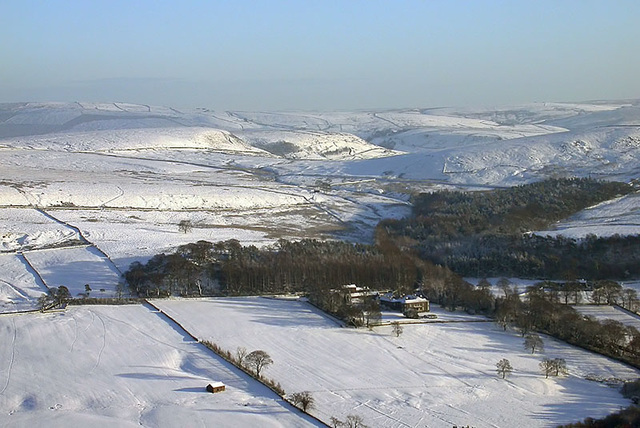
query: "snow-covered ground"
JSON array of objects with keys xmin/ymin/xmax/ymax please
[
  {"xmin": 2, "ymin": 100, "xmax": 640, "ymax": 425},
  {"xmin": 0, "ymin": 254, "xmax": 47, "ymax": 312},
  {"xmin": 0, "ymin": 305, "xmax": 322, "ymax": 427},
  {"xmin": 153, "ymin": 297, "xmax": 640, "ymax": 428},
  {"xmin": 24, "ymin": 246, "xmax": 121, "ymax": 298},
  {"xmin": 50, "ymin": 209, "xmax": 276, "ymax": 272},
  {"xmin": 573, "ymin": 305, "xmax": 640, "ymax": 330},
  {"xmin": 538, "ymin": 192, "xmax": 640, "ymax": 239},
  {"xmin": 0, "ymin": 208, "xmax": 80, "ymax": 252}
]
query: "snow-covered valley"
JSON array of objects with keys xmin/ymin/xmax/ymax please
[{"xmin": 2, "ymin": 100, "xmax": 640, "ymax": 426}]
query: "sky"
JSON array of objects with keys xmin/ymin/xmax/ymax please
[{"xmin": 1, "ymin": 0, "xmax": 639, "ymax": 111}]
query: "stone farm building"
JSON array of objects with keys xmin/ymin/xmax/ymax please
[
  {"xmin": 206, "ymin": 382, "xmax": 226, "ymax": 393},
  {"xmin": 337, "ymin": 284, "xmax": 377, "ymax": 305},
  {"xmin": 379, "ymin": 293, "xmax": 430, "ymax": 313}
]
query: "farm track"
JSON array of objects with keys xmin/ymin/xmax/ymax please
[
  {"xmin": 89, "ymin": 310, "xmax": 107, "ymax": 374},
  {"xmin": 0, "ymin": 317, "xmax": 17, "ymax": 394},
  {"xmin": 69, "ymin": 312, "xmax": 78, "ymax": 352}
]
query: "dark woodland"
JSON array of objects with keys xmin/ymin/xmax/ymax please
[{"xmin": 379, "ymin": 178, "xmax": 638, "ymax": 279}]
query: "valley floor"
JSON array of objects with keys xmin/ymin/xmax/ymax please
[{"xmin": 153, "ymin": 297, "xmax": 640, "ymax": 428}]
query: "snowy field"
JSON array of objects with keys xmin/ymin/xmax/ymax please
[
  {"xmin": 153, "ymin": 297, "xmax": 639, "ymax": 428},
  {"xmin": 573, "ymin": 305, "xmax": 640, "ymax": 330},
  {"xmin": 0, "ymin": 254, "xmax": 47, "ymax": 312},
  {"xmin": 24, "ymin": 246, "xmax": 121, "ymax": 298},
  {"xmin": 0, "ymin": 305, "xmax": 322, "ymax": 428},
  {"xmin": 0, "ymin": 208, "xmax": 80, "ymax": 252},
  {"xmin": 538, "ymin": 192, "xmax": 640, "ymax": 239}
]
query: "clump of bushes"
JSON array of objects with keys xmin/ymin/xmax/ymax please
[{"xmin": 622, "ymin": 378, "xmax": 640, "ymax": 403}]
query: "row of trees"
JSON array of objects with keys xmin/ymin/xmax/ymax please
[
  {"xmin": 200, "ymin": 341, "xmax": 368, "ymax": 426},
  {"xmin": 201, "ymin": 341, "xmax": 284, "ymax": 395},
  {"xmin": 123, "ymin": 237, "xmax": 640, "ymax": 369},
  {"xmin": 289, "ymin": 391, "xmax": 369, "ymax": 427},
  {"xmin": 38, "ymin": 286, "xmax": 71, "ymax": 311},
  {"xmin": 560, "ymin": 406, "xmax": 640, "ymax": 427},
  {"xmin": 412, "ymin": 233, "xmax": 640, "ymax": 279},
  {"xmin": 496, "ymin": 356, "xmax": 567, "ymax": 379},
  {"xmin": 124, "ymin": 237, "xmax": 463, "ymax": 302},
  {"xmin": 410, "ymin": 178, "xmax": 632, "ymax": 237},
  {"xmin": 483, "ymin": 277, "xmax": 638, "ymax": 312}
]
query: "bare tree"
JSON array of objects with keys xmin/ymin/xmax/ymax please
[
  {"xmin": 37, "ymin": 292, "xmax": 53, "ymax": 312},
  {"xmin": 178, "ymin": 219, "xmax": 193, "ymax": 233},
  {"xmin": 345, "ymin": 415, "xmax": 368, "ymax": 428},
  {"xmin": 330, "ymin": 414, "xmax": 368, "ymax": 428},
  {"xmin": 540, "ymin": 357, "xmax": 568, "ymax": 378},
  {"xmin": 497, "ymin": 277, "xmax": 512, "ymax": 297},
  {"xmin": 477, "ymin": 277, "xmax": 492, "ymax": 291},
  {"xmin": 540, "ymin": 358, "xmax": 554, "ymax": 378},
  {"xmin": 391, "ymin": 321, "xmax": 404, "ymax": 337},
  {"xmin": 523, "ymin": 333, "xmax": 544, "ymax": 354},
  {"xmin": 290, "ymin": 391, "xmax": 315, "ymax": 412},
  {"xmin": 115, "ymin": 281, "xmax": 125, "ymax": 299},
  {"xmin": 235, "ymin": 346, "xmax": 248, "ymax": 367},
  {"xmin": 55, "ymin": 286, "xmax": 71, "ymax": 305},
  {"xmin": 362, "ymin": 297, "xmax": 381, "ymax": 328},
  {"xmin": 592, "ymin": 280, "xmax": 622, "ymax": 305},
  {"xmin": 622, "ymin": 288, "xmax": 639, "ymax": 311},
  {"xmin": 330, "ymin": 417, "xmax": 343, "ymax": 428},
  {"xmin": 245, "ymin": 350, "xmax": 273, "ymax": 377},
  {"xmin": 496, "ymin": 358, "xmax": 513, "ymax": 379},
  {"xmin": 552, "ymin": 358, "xmax": 568, "ymax": 377},
  {"xmin": 38, "ymin": 285, "xmax": 72, "ymax": 311}
]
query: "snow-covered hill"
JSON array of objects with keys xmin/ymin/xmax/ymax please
[
  {"xmin": 2, "ymin": 100, "xmax": 640, "ymax": 426},
  {"xmin": 0, "ymin": 102, "xmax": 399, "ymax": 161},
  {"xmin": 1, "ymin": 100, "xmax": 640, "ymax": 257}
]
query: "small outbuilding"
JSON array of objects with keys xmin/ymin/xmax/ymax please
[{"xmin": 206, "ymin": 382, "xmax": 226, "ymax": 393}]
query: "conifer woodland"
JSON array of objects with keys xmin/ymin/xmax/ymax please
[{"xmin": 380, "ymin": 178, "xmax": 637, "ymax": 279}]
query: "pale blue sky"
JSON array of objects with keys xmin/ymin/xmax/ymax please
[{"xmin": 1, "ymin": 0, "xmax": 639, "ymax": 111}]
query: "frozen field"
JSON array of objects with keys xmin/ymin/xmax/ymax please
[
  {"xmin": 153, "ymin": 297, "xmax": 639, "ymax": 428},
  {"xmin": 0, "ymin": 254, "xmax": 47, "ymax": 312},
  {"xmin": 574, "ymin": 305, "xmax": 640, "ymax": 330},
  {"xmin": 24, "ymin": 246, "xmax": 121, "ymax": 298},
  {"xmin": 0, "ymin": 305, "xmax": 322, "ymax": 428},
  {"xmin": 0, "ymin": 208, "xmax": 80, "ymax": 252}
]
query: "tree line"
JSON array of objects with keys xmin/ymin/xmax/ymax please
[{"xmin": 124, "ymin": 237, "xmax": 460, "ymax": 301}]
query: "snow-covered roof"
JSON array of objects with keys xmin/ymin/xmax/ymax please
[{"xmin": 380, "ymin": 293, "xmax": 428, "ymax": 304}]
